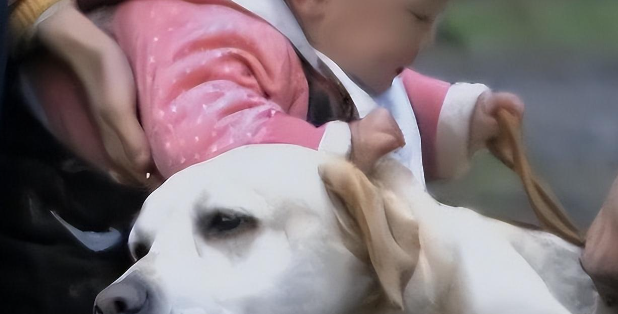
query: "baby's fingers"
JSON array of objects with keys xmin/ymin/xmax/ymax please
[
  {"xmin": 350, "ymin": 108, "xmax": 405, "ymax": 173},
  {"xmin": 88, "ymin": 40, "xmax": 153, "ymax": 185},
  {"xmin": 489, "ymin": 92, "xmax": 525, "ymax": 121}
]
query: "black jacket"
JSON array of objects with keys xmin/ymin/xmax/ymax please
[{"xmin": 0, "ymin": 64, "xmax": 147, "ymax": 314}]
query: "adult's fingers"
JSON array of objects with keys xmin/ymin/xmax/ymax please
[
  {"xmin": 36, "ymin": 5, "xmax": 155, "ymax": 186},
  {"xmin": 93, "ymin": 53, "xmax": 153, "ymax": 185},
  {"xmin": 98, "ymin": 114, "xmax": 152, "ymax": 185}
]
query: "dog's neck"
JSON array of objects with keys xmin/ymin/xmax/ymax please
[{"xmin": 360, "ymin": 159, "xmax": 593, "ymax": 314}]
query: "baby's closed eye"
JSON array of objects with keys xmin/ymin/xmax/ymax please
[{"xmin": 408, "ymin": 10, "xmax": 432, "ymax": 23}]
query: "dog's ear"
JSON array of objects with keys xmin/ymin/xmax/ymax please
[{"xmin": 319, "ymin": 159, "xmax": 419, "ymax": 310}]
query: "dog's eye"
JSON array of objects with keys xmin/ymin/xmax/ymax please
[
  {"xmin": 211, "ymin": 213, "xmax": 243, "ymax": 232},
  {"xmin": 202, "ymin": 210, "xmax": 256, "ymax": 238}
]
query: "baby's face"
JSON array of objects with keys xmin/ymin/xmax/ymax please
[{"xmin": 291, "ymin": 0, "xmax": 448, "ymax": 94}]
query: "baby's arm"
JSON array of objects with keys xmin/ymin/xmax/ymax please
[
  {"xmin": 401, "ymin": 69, "xmax": 489, "ymax": 180},
  {"xmin": 144, "ymin": 79, "xmax": 353, "ymax": 178},
  {"xmin": 25, "ymin": 1, "xmax": 404, "ymax": 183},
  {"xmin": 401, "ymin": 70, "xmax": 525, "ymax": 181},
  {"xmin": 110, "ymin": 1, "xmax": 362, "ymax": 178}
]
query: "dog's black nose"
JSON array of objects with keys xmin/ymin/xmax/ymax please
[{"xmin": 94, "ymin": 277, "xmax": 148, "ymax": 314}]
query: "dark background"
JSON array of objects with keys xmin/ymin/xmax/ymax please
[{"xmin": 420, "ymin": 0, "xmax": 618, "ymax": 229}]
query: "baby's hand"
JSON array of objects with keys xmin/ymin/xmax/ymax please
[
  {"xmin": 349, "ymin": 108, "xmax": 405, "ymax": 173},
  {"xmin": 469, "ymin": 92, "xmax": 525, "ymax": 149}
]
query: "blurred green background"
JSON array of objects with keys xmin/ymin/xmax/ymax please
[{"xmin": 417, "ymin": 0, "xmax": 618, "ymax": 228}]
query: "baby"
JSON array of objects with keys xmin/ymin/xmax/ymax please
[{"xmin": 13, "ymin": 0, "xmax": 524, "ymax": 185}]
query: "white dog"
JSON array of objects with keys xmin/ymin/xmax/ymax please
[{"xmin": 94, "ymin": 145, "xmax": 612, "ymax": 314}]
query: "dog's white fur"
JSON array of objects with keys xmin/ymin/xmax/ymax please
[{"xmin": 106, "ymin": 145, "xmax": 610, "ymax": 314}]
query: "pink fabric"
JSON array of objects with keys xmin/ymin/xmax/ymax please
[
  {"xmin": 26, "ymin": 0, "xmax": 453, "ymax": 181},
  {"xmin": 400, "ymin": 69, "xmax": 451, "ymax": 180},
  {"xmin": 111, "ymin": 0, "xmax": 327, "ymax": 177},
  {"xmin": 26, "ymin": 0, "xmax": 326, "ymax": 179}
]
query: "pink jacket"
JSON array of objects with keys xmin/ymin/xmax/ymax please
[{"xmin": 24, "ymin": 0, "xmax": 486, "ymax": 180}]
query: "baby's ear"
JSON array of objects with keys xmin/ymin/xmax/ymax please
[{"xmin": 319, "ymin": 159, "xmax": 419, "ymax": 310}]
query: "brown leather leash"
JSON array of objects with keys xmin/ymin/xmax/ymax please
[{"xmin": 488, "ymin": 109, "xmax": 585, "ymax": 246}]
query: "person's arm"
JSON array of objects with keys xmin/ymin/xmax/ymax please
[
  {"xmin": 25, "ymin": 1, "xmax": 403, "ymax": 187},
  {"xmin": 401, "ymin": 69, "xmax": 488, "ymax": 180},
  {"xmin": 107, "ymin": 0, "xmax": 404, "ymax": 178},
  {"xmin": 401, "ymin": 69, "xmax": 524, "ymax": 181},
  {"xmin": 28, "ymin": 57, "xmax": 401, "ymax": 182},
  {"xmin": 140, "ymin": 77, "xmax": 403, "ymax": 178}
]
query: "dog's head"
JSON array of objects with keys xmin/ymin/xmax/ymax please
[{"xmin": 94, "ymin": 145, "xmax": 420, "ymax": 314}]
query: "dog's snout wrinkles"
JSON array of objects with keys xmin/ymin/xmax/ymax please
[{"xmin": 94, "ymin": 277, "xmax": 149, "ymax": 314}]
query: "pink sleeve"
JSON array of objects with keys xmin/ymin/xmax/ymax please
[
  {"xmin": 400, "ymin": 69, "xmax": 451, "ymax": 180},
  {"xmin": 22, "ymin": 2, "xmax": 345, "ymax": 181},
  {"xmin": 147, "ymin": 79, "xmax": 326, "ymax": 178},
  {"xmin": 109, "ymin": 1, "xmax": 332, "ymax": 178},
  {"xmin": 20, "ymin": 57, "xmax": 327, "ymax": 180}
]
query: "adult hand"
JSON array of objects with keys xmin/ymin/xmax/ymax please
[{"xmin": 36, "ymin": 3, "xmax": 159, "ymax": 186}]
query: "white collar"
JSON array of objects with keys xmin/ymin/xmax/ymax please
[
  {"xmin": 228, "ymin": 1, "xmax": 423, "ymax": 172},
  {"xmin": 228, "ymin": 0, "xmax": 383, "ymax": 116}
]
